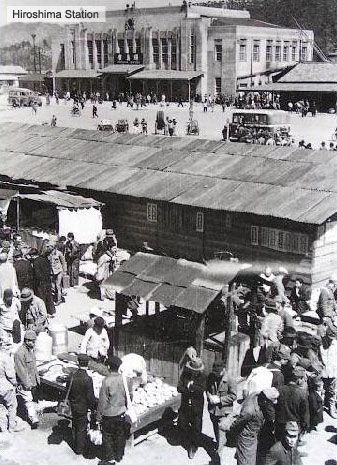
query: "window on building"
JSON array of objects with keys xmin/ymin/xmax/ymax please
[
  {"xmin": 225, "ymin": 213, "xmax": 232, "ymax": 229},
  {"xmin": 215, "ymin": 77, "xmax": 222, "ymax": 95},
  {"xmin": 127, "ymin": 38, "xmax": 133, "ymax": 55},
  {"xmin": 283, "ymin": 43, "xmax": 289, "ymax": 62},
  {"xmin": 95, "ymin": 40, "xmax": 102, "ymax": 67},
  {"xmin": 196, "ymin": 212, "xmax": 204, "ymax": 232},
  {"xmin": 251, "ymin": 226, "xmax": 259, "ymax": 245},
  {"xmin": 161, "ymin": 38, "xmax": 168, "ymax": 63},
  {"xmin": 118, "ymin": 39, "xmax": 124, "ymax": 56},
  {"xmin": 292, "ymin": 42, "xmax": 297, "ymax": 61},
  {"xmin": 252, "ymin": 42, "xmax": 260, "ymax": 62},
  {"xmin": 266, "ymin": 41, "xmax": 272, "ymax": 62},
  {"xmin": 250, "ymin": 225, "xmax": 309, "ymax": 255},
  {"xmin": 215, "ymin": 40, "xmax": 222, "ymax": 61},
  {"xmin": 60, "ymin": 43, "xmax": 66, "ymax": 69},
  {"xmin": 190, "ymin": 34, "xmax": 195, "ymax": 64},
  {"xmin": 103, "ymin": 39, "xmax": 108, "ymax": 66},
  {"xmin": 171, "ymin": 38, "xmax": 177, "ymax": 69},
  {"xmin": 239, "ymin": 42, "xmax": 247, "ymax": 62},
  {"xmin": 147, "ymin": 203, "xmax": 158, "ymax": 223},
  {"xmin": 135, "ymin": 38, "xmax": 141, "ymax": 56},
  {"xmin": 275, "ymin": 43, "xmax": 281, "ymax": 62},
  {"xmin": 152, "ymin": 38, "xmax": 159, "ymax": 63},
  {"xmin": 71, "ymin": 41, "xmax": 75, "ymax": 65},
  {"xmin": 301, "ymin": 44, "xmax": 308, "ymax": 61}
]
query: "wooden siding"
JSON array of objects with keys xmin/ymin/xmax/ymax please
[{"xmin": 311, "ymin": 220, "xmax": 337, "ymax": 289}]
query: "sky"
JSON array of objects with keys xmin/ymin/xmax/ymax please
[{"xmin": 1, "ymin": 0, "xmax": 183, "ymax": 27}]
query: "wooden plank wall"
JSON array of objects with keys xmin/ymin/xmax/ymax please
[{"xmin": 311, "ymin": 221, "xmax": 337, "ymax": 290}]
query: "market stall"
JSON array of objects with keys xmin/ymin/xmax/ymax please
[{"xmin": 102, "ymin": 252, "xmax": 251, "ymax": 384}]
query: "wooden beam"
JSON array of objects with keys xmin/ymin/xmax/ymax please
[{"xmin": 195, "ymin": 312, "xmax": 206, "ymax": 357}]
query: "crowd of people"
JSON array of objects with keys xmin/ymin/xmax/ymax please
[{"xmin": 175, "ymin": 266, "xmax": 337, "ymax": 464}]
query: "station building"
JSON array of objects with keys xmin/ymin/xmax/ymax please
[{"xmin": 51, "ymin": 3, "xmax": 314, "ymax": 98}]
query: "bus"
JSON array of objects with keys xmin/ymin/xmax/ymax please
[
  {"xmin": 8, "ymin": 88, "xmax": 42, "ymax": 107},
  {"xmin": 229, "ymin": 110, "xmax": 291, "ymax": 142}
]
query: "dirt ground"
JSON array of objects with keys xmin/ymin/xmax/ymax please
[
  {"xmin": 0, "ymin": 278, "xmax": 336, "ymax": 465},
  {"xmin": 0, "ymin": 94, "xmax": 337, "ymax": 149}
]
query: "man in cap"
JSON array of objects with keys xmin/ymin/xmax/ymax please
[
  {"xmin": 64, "ymin": 232, "xmax": 80, "ymax": 287},
  {"xmin": 20, "ymin": 288, "xmax": 48, "ymax": 334},
  {"xmin": 0, "ymin": 252, "xmax": 19, "ymax": 300},
  {"xmin": 94, "ymin": 229, "xmax": 117, "ymax": 263},
  {"xmin": 207, "ymin": 360, "xmax": 237, "ymax": 464},
  {"xmin": 317, "ymin": 279, "xmax": 337, "ymax": 329},
  {"xmin": 261, "ymin": 298, "xmax": 283, "ymax": 344},
  {"xmin": 30, "ymin": 246, "xmax": 55, "ymax": 316},
  {"xmin": 0, "ymin": 336, "xmax": 23, "ymax": 432},
  {"xmin": 97, "ymin": 356, "xmax": 129, "ymax": 464},
  {"xmin": 14, "ymin": 329, "xmax": 40, "ymax": 428},
  {"xmin": 275, "ymin": 366, "xmax": 309, "ymax": 440},
  {"xmin": 46, "ymin": 240, "xmax": 67, "ymax": 305},
  {"xmin": 177, "ymin": 357, "xmax": 207, "ymax": 459},
  {"xmin": 275, "ymin": 296, "xmax": 296, "ymax": 329},
  {"xmin": 13, "ymin": 249, "xmax": 34, "ymax": 291},
  {"xmin": 66, "ymin": 354, "xmax": 96, "ymax": 456},
  {"xmin": 290, "ymin": 278, "xmax": 310, "ymax": 316},
  {"xmin": 320, "ymin": 326, "xmax": 337, "ymax": 418},
  {"xmin": 265, "ymin": 421, "xmax": 303, "ymax": 465},
  {"xmin": 80, "ymin": 316, "xmax": 110, "ymax": 362},
  {"xmin": 266, "ymin": 345, "xmax": 291, "ymax": 390}
]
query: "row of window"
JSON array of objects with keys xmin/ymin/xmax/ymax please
[
  {"xmin": 152, "ymin": 38, "xmax": 177, "ymax": 65},
  {"xmin": 251, "ymin": 226, "xmax": 309, "ymax": 255},
  {"xmin": 231, "ymin": 40, "xmax": 308, "ymax": 63}
]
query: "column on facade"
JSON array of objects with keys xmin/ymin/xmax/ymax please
[
  {"xmin": 64, "ymin": 30, "xmax": 72, "ymax": 70},
  {"xmin": 158, "ymin": 31, "xmax": 163, "ymax": 70},
  {"xmin": 113, "ymin": 29, "xmax": 119, "ymax": 55},
  {"xmin": 81, "ymin": 28, "xmax": 89, "ymax": 70},
  {"xmin": 146, "ymin": 27, "xmax": 154, "ymax": 68},
  {"xmin": 175, "ymin": 28, "xmax": 180, "ymax": 71},
  {"xmin": 132, "ymin": 30, "xmax": 137, "ymax": 61},
  {"xmin": 92, "ymin": 33, "xmax": 98, "ymax": 70},
  {"xmin": 124, "ymin": 31, "xmax": 130, "ymax": 61},
  {"xmin": 167, "ymin": 33, "xmax": 172, "ymax": 70},
  {"xmin": 75, "ymin": 26, "xmax": 81, "ymax": 70},
  {"xmin": 107, "ymin": 29, "xmax": 113, "ymax": 65},
  {"xmin": 101, "ymin": 36, "xmax": 104, "ymax": 69}
]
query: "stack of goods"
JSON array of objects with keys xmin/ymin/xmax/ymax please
[{"xmin": 132, "ymin": 378, "xmax": 179, "ymax": 416}]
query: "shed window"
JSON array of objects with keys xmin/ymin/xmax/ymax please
[
  {"xmin": 251, "ymin": 226, "xmax": 259, "ymax": 245},
  {"xmin": 253, "ymin": 42, "xmax": 260, "ymax": 62},
  {"xmin": 147, "ymin": 203, "xmax": 157, "ymax": 222},
  {"xmin": 215, "ymin": 41, "xmax": 222, "ymax": 61},
  {"xmin": 239, "ymin": 42, "xmax": 247, "ymax": 62},
  {"xmin": 225, "ymin": 213, "xmax": 232, "ymax": 229},
  {"xmin": 196, "ymin": 212, "xmax": 204, "ymax": 232}
]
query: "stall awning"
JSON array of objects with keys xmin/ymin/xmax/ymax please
[
  {"xmin": 55, "ymin": 70, "xmax": 100, "ymax": 79},
  {"xmin": 246, "ymin": 83, "xmax": 337, "ymax": 93},
  {"xmin": 19, "ymin": 190, "xmax": 103, "ymax": 209},
  {"xmin": 102, "ymin": 252, "xmax": 249, "ymax": 314},
  {"xmin": 100, "ymin": 65, "xmax": 144, "ymax": 75},
  {"xmin": 128, "ymin": 70, "xmax": 204, "ymax": 81}
]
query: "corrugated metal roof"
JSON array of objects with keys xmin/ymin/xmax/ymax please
[
  {"xmin": 278, "ymin": 62, "xmax": 337, "ymax": 83},
  {"xmin": 56, "ymin": 70, "xmax": 100, "ymax": 78},
  {"xmin": 102, "ymin": 252, "xmax": 243, "ymax": 313},
  {"xmin": 100, "ymin": 64, "xmax": 144, "ymax": 75},
  {"xmin": 1, "ymin": 122, "xmax": 337, "ymax": 224},
  {"xmin": 256, "ymin": 83, "xmax": 337, "ymax": 92},
  {"xmin": 19, "ymin": 190, "xmax": 102, "ymax": 208},
  {"xmin": 128, "ymin": 70, "xmax": 204, "ymax": 81}
]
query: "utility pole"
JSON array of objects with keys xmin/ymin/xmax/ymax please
[
  {"xmin": 31, "ymin": 34, "xmax": 37, "ymax": 73},
  {"xmin": 38, "ymin": 46, "xmax": 42, "ymax": 92}
]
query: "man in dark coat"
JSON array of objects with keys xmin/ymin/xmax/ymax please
[
  {"xmin": 289, "ymin": 279, "xmax": 309, "ymax": 315},
  {"xmin": 64, "ymin": 233, "xmax": 80, "ymax": 287},
  {"xmin": 66, "ymin": 354, "xmax": 96, "ymax": 456},
  {"xmin": 13, "ymin": 250, "xmax": 34, "ymax": 290},
  {"xmin": 30, "ymin": 248, "xmax": 55, "ymax": 316},
  {"xmin": 177, "ymin": 357, "xmax": 207, "ymax": 459},
  {"xmin": 265, "ymin": 421, "xmax": 303, "ymax": 465},
  {"xmin": 275, "ymin": 367, "xmax": 309, "ymax": 439}
]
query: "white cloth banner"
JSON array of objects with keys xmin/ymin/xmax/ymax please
[{"xmin": 58, "ymin": 207, "xmax": 102, "ymax": 244}]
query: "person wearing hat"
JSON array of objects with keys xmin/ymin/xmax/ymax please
[
  {"xmin": 65, "ymin": 354, "xmax": 96, "ymax": 456},
  {"xmin": 94, "ymin": 229, "xmax": 117, "ymax": 264},
  {"xmin": 290, "ymin": 333, "xmax": 323, "ymax": 377},
  {"xmin": 232, "ymin": 388, "xmax": 278, "ymax": 465},
  {"xmin": 320, "ymin": 326, "xmax": 337, "ymax": 418},
  {"xmin": 97, "ymin": 356, "xmax": 130, "ymax": 463},
  {"xmin": 317, "ymin": 279, "xmax": 337, "ymax": 324},
  {"xmin": 207, "ymin": 360, "xmax": 237, "ymax": 464},
  {"xmin": 29, "ymin": 247, "xmax": 55, "ymax": 317},
  {"xmin": 0, "ymin": 252, "xmax": 19, "ymax": 300},
  {"xmin": 80, "ymin": 316, "xmax": 110, "ymax": 362},
  {"xmin": 177, "ymin": 357, "xmax": 207, "ymax": 459},
  {"xmin": 275, "ymin": 366, "xmax": 309, "ymax": 440},
  {"xmin": 261, "ymin": 298, "xmax": 283, "ymax": 345},
  {"xmin": 265, "ymin": 421, "xmax": 303, "ymax": 465},
  {"xmin": 20, "ymin": 288, "xmax": 48, "ymax": 335},
  {"xmin": 64, "ymin": 232, "xmax": 80, "ymax": 287},
  {"xmin": 14, "ymin": 329, "xmax": 40, "ymax": 428},
  {"xmin": 270, "ymin": 267, "xmax": 289, "ymax": 302},
  {"xmin": 307, "ymin": 376, "xmax": 324, "ymax": 430},
  {"xmin": 0, "ymin": 336, "xmax": 24, "ymax": 432},
  {"xmin": 274, "ymin": 296, "xmax": 296, "ymax": 329},
  {"xmin": 46, "ymin": 240, "xmax": 67, "ymax": 306},
  {"xmin": 13, "ymin": 249, "xmax": 34, "ymax": 291},
  {"xmin": 266, "ymin": 345, "xmax": 291, "ymax": 390}
]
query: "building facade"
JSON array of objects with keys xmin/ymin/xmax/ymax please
[{"xmin": 52, "ymin": 3, "xmax": 314, "ymax": 97}]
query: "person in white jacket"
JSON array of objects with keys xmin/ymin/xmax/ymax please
[{"xmin": 80, "ymin": 316, "xmax": 110, "ymax": 362}]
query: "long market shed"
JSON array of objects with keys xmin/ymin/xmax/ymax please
[{"xmin": 0, "ymin": 122, "xmax": 337, "ymax": 288}]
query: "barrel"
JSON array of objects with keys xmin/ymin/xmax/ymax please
[
  {"xmin": 35, "ymin": 332, "xmax": 53, "ymax": 362},
  {"xmin": 48, "ymin": 324, "xmax": 69, "ymax": 355}
]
